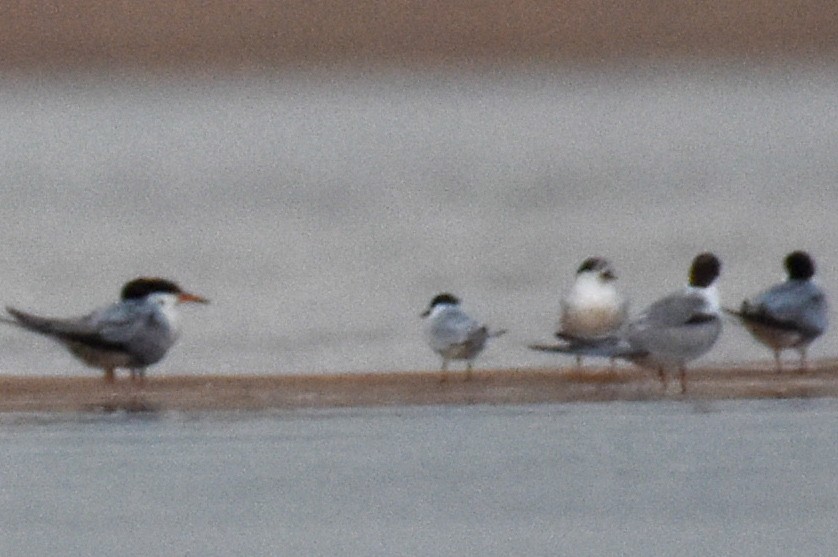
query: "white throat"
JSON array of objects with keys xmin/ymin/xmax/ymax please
[
  {"xmin": 572, "ymin": 272, "xmax": 621, "ymax": 303},
  {"xmin": 429, "ymin": 303, "xmax": 457, "ymax": 320},
  {"xmin": 147, "ymin": 292, "xmax": 182, "ymax": 327},
  {"xmin": 686, "ymin": 283, "xmax": 720, "ymax": 313}
]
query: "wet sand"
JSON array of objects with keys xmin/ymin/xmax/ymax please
[{"xmin": 2, "ymin": 361, "xmax": 838, "ymax": 414}]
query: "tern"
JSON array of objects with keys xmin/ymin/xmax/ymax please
[
  {"xmin": 531, "ymin": 253, "xmax": 722, "ymax": 393},
  {"xmin": 725, "ymin": 251, "xmax": 828, "ymax": 371},
  {"xmin": 3, "ymin": 277, "xmax": 208, "ymax": 381},
  {"xmin": 556, "ymin": 257, "xmax": 628, "ymax": 366},
  {"xmin": 421, "ymin": 293, "xmax": 506, "ymax": 381}
]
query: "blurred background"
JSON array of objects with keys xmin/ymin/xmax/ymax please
[
  {"xmin": 2, "ymin": 0, "xmax": 837, "ymax": 69},
  {"xmin": 0, "ymin": 1, "xmax": 837, "ymax": 375}
]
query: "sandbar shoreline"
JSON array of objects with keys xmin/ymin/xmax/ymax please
[{"xmin": 1, "ymin": 361, "xmax": 837, "ymax": 414}]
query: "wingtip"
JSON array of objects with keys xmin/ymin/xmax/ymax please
[
  {"xmin": 527, "ymin": 343, "xmax": 573, "ymax": 353},
  {"xmin": 0, "ymin": 307, "xmax": 23, "ymax": 326},
  {"xmin": 4, "ymin": 306, "xmax": 21, "ymax": 318},
  {"xmin": 555, "ymin": 331, "xmax": 587, "ymax": 343}
]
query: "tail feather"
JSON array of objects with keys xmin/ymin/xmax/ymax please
[
  {"xmin": 530, "ymin": 335, "xmax": 644, "ymax": 360},
  {"xmin": 4, "ymin": 307, "xmax": 127, "ymax": 352},
  {"xmin": 554, "ymin": 331, "xmax": 618, "ymax": 345},
  {"xmin": 725, "ymin": 305, "xmax": 804, "ymax": 333},
  {"xmin": 3, "ymin": 307, "xmax": 60, "ymax": 334},
  {"xmin": 488, "ymin": 328, "xmax": 507, "ymax": 338}
]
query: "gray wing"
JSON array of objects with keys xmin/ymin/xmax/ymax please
[
  {"xmin": 430, "ymin": 307, "xmax": 483, "ymax": 346},
  {"xmin": 628, "ymin": 290, "xmax": 722, "ymax": 364},
  {"xmin": 742, "ymin": 281, "xmax": 828, "ymax": 336},
  {"xmin": 636, "ymin": 291, "xmax": 709, "ymax": 329},
  {"xmin": 5, "ymin": 303, "xmax": 150, "ymax": 351}
]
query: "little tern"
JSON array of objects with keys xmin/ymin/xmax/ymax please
[
  {"xmin": 556, "ymin": 257, "xmax": 628, "ymax": 366},
  {"xmin": 726, "ymin": 251, "xmax": 828, "ymax": 371},
  {"xmin": 421, "ymin": 293, "xmax": 506, "ymax": 381},
  {"xmin": 3, "ymin": 277, "xmax": 208, "ymax": 381}
]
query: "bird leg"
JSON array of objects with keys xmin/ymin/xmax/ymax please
[
  {"xmin": 678, "ymin": 366, "xmax": 687, "ymax": 395},
  {"xmin": 774, "ymin": 350, "xmax": 782, "ymax": 372},
  {"xmin": 103, "ymin": 368, "xmax": 116, "ymax": 383},
  {"xmin": 130, "ymin": 368, "xmax": 146, "ymax": 384},
  {"xmin": 657, "ymin": 367, "xmax": 667, "ymax": 391}
]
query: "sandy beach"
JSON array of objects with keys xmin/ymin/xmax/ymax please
[
  {"xmin": 1, "ymin": 4, "xmax": 837, "ymax": 416},
  {"xmin": 2, "ymin": 361, "xmax": 837, "ymax": 414},
  {"xmin": 2, "ymin": 8, "xmax": 838, "ymax": 557}
]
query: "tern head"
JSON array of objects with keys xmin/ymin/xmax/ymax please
[
  {"xmin": 688, "ymin": 253, "xmax": 721, "ymax": 288},
  {"xmin": 421, "ymin": 292, "xmax": 460, "ymax": 317},
  {"xmin": 784, "ymin": 250, "xmax": 815, "ymax": 281},
  {"xmin": 577, "ymin": 257, "xmax": 617, "ymax": 281},
  {"xmin": 120, "ymin": 278, "xmax": 209, "ymax": 305}
]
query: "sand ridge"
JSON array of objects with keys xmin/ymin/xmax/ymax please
[{"xmin": 1, "ymin": 360, "xmax": 838, "ymax": 414}]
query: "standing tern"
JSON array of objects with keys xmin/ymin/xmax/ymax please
[
  {"xmin": 556, "ymin": 257, "xmax": 628, "ymax": 366},
  {"xmin": 3, "ymin": 277, "xmax": 208, "ymax": 381},
  {"xmin": 421, "ymin": 293, "xmax": 506, "ymax": 381},
  {"xmin": 725, "ymin": 250, "xmax": 828, "ymax": 371},
  {"xmin": 531, "ymin": 253, "xmax": 722, "ymax": 393}
]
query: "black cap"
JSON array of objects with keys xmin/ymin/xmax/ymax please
[
  {"xmin": 688, "ymin": 253, "xmax": 721, "ymax": 288},
  {"xmin": 121, "ymin": 277, "xmax": 183, "ymax": 300},
  {"xmin": 429, "ymin": 293, "xmax": 460, "ymax": 307},
  {"xmin": 785, "ymin": 251, "xmax": 815, "ymax": 280},
  {"xmin": 577, "ymin": 257, "xmax": 616, "ymax": 280}
]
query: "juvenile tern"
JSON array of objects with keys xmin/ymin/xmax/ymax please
[
  {"xmin": 3, "ymin": 277, "xmax": 208, "ymax": 381},
  {"xmin": 421, "ymin": 293, "xmax": 506, "ymax": 381},
  {"xmin": 726, "ymin": 250, "xmax": 828, "ymax": 371},
  {"xmin": 532, "ymin": 253, "xmax": 722, "ymax": 393},
  {"xmin": 556, "ymin": 257, "xmax": 628, "ymax": 366}
]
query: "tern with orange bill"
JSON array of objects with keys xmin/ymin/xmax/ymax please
[{"xmin": 2, "ymin": 277, "xmax": 208, "ymax": 381}]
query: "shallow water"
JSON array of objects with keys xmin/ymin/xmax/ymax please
[
  {"xmin": 0, "ymin": 64, "xmax": 837, "ymax": 376},
  {"xmin": 1, "ymin": 399, "xmax": 837, "ymax": 556}
]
